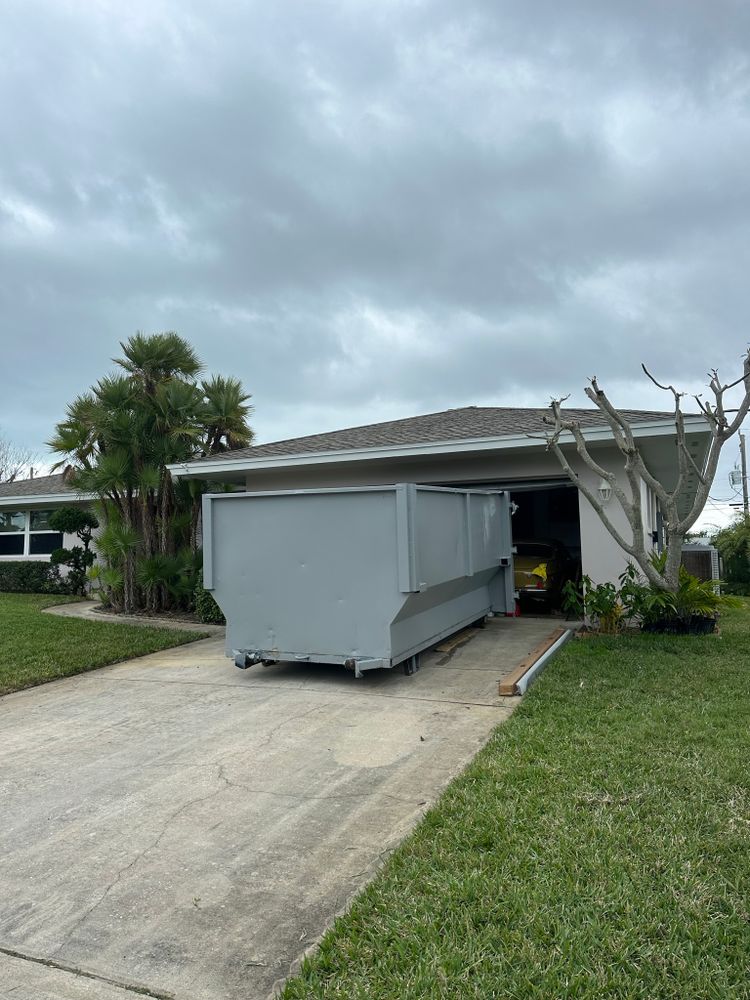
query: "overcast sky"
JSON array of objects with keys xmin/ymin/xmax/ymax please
[{"xmin": 2, "ymin": 0, "xmax": 750, "ymax": 527}]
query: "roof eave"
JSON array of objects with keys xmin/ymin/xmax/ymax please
[
  {"xmin": 169, "ymin": 415, "xmax": 710, "ymax": 480},
  {"xmin": 0, "ymin": 492, "xmax": 96, "ymax": 508}
]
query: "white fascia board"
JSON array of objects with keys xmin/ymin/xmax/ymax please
[
  {"xmin": 169, "ymin": 415, "xmax": 710, "ymax": 479},
  {"xmin": 0, "ymin": 492, "xmax": 96, "ymax": 508}
]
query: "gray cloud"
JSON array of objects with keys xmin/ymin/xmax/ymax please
[{"xmin": 2, "ymin": 0, "xmax": 750, "ymax": 516}]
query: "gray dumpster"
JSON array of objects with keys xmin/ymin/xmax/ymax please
[{"xmin": 203, "ymin": 483, "xmax": 514, "ymax": 677}]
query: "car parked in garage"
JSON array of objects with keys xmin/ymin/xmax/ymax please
[{"xmin": 514, "ymin": 539, "xmax": 579, "ymax": 612}]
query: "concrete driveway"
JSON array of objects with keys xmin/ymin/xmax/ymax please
[{"xmin": 0, "ymin": 616, "xmax": 554, "ymax": 1000}]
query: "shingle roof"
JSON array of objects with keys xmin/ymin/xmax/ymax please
[
  {"xmin": 0, "ymin": 473, "xmax": 77, "ymax": 499},
  {"xmin": 190, "ymin": 405, "xmax": 678, "ymax": 465}
]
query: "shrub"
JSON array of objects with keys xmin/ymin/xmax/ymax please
[
  {"xmin": 48, "ymin": 507, "xmax": 99, "ymax": 596},
  {"xmin": 713, "ymin": 515, "xmax": 750, "ymax": 593},
  {"xmin": 193, "ymin": 569, "xmax": 225, "ymax": 625},
  {"xmin": 88, "ymin": 562, "xmax": 124, "ymax": 607},
  {"xmin": 0, "ymin": 561, "xmax": 67, "ymax": 594},
  {"xmin": 562, "ymin": 576, "xmax": 623, "ymax": 633},
  {"xmin": 563, "ymin": 556, "xmax": 739, "ymax": 635}
]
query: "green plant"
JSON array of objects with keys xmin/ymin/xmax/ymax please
[
  {"xmin": 562, "ymin": 575, "xmax": 623, "ymax": 633},
  {"xmin": 563, "ymin": 558, "xmax": 737, "ymax": 635},
  {"xmin": 0, "ymin": 561, "xmax": 66, "ymax": 594},
  {"xmin": 713, "ymin": 515, "xmax": 750, "ymax": 595},
  {"xmin": 617, "ymin": 555, "xmax": 739, "ymax": 633},
  {"xmin": 48, "ymin": 506, "xmax": 99, "ymax": 596},
  {"xmin": 136, "ymin": 549, "xmax": 200, "ymax": 610},
  {"xmin": 561, "ymin": 578, "xmax": 585, "ymax": 619},
  {"xmin": 193, "ymin": 568, "xmax": 225, "ymax": 625}
]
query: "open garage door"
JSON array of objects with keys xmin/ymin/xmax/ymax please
[
  {"xmin": 436, "ymin": 477, "xmax": 582, "ymax": 614},
  {"xmin": 509, "ymin": 483, "xmax": 581, "ymax": 613}
]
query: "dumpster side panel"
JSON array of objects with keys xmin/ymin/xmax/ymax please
[
  {"xmin": 389, "ymin": 572, "xmax": 497, "ymax": 662},
  {"xmin": 206, "ymin": 490, "xmax": 403, "ymax": 660},
  {"xmin": 412, "ymin": 489, "xmax": 467, "ymax": 588},
  {"xmin": 390, "ymin": 488, "xmax": 511, "ymax": 661}
]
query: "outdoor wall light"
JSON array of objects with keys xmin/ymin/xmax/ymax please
[{"xmin": 597, "ymin": 478, "xmax": 613, "ymax": 505}]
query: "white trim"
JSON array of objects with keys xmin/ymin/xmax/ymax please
[
  {"xmin": 0, "ymin": 492, "xmax": 95, "ymax": 509},
  {"xmin": 168, "ymin": 416, "xmax": 710, "ymax": 479}
]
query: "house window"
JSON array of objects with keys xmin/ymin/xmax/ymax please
[
  {"xmin": 29, "ymin": 510, "xmax": 64, "ymax": 555},
  {"xmin": 0, "ymin": 512, "xmax": 25, "ymax": 555},
  {"xmin": 0, "ymin": 510, "xmax": 64, "ymax": 557}
]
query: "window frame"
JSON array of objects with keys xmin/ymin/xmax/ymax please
[{"xmin": 0, "ymin": 509, "xmax": 65, "ymax": 558}]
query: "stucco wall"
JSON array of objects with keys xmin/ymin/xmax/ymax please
[{"xmin": 576, "ymin": 464, "xmax": 631, "ymax": 584}]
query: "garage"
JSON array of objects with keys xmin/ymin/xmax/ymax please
[
  {"xmin": 508, "ymin": 482, "xmax": 582, "ymax": 614},
  {"xmin": 440, "ymin": 478, "xmax": 582, "ymax": 614}
]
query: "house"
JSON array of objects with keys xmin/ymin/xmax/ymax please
[
  {"xmin": 168, "ymin": 405, "xmax": 712, "ymax": 591},
  {"xmin": 3, "ymin": 406, "xmax": 712, "ymax": 598},
  {"xmin": 0, "ymin": 473, "xmax": 95, "ymax": 560}
]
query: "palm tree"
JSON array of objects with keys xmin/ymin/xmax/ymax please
[
  {"xmin": 49, "ymin": 332, "xmax": 253, "ymax": 614},
  {"xmin": 201, "ymin": 375, "xmax": 254, "ymax": 453}
]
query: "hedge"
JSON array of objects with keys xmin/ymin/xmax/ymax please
[
  {"xmin": 193, "ymin": 569, "xmax": 225, "ymax": 624},
  {"xmin": 0, "ymin": 561, "xmax": 68, "ymax": 594}
]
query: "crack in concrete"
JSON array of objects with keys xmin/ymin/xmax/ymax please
[
  {"xmin": 49, "ymin": 778, "xmax": 231, "ymax": 959},
  {"xmin": 252, "ymin": 701, "xmax": 335, "ymax": 752},
  {"xmin": 0, "ymin": 944, "xmax": 175, "ymax": 998},
  {"xmin": 47, "ymin": 703, "xmax": 341, "ymax": 960}
]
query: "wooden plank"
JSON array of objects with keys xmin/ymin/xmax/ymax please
[
  {"xmin": 498, "ymin": 628, "xmax": 566, "ymax": 696},
  {"xmin": 435, "ymin": 628, "xmax": 479, "ymax": 655}
]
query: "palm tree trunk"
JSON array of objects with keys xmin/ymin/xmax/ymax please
[
  {"xmin": 155, "ymin": 470, "xmax": 175, "ymax": 611},
  {"xmin": 158, "ymin": 470, "xmax": 174, "ymax": 555},
  {"xmin": 122, "ymin": 491, "xmax": 138, "ymax": 614},
  {"xmin": 190, "ymin": 493, "xmax": 202, "ymax": 553},
  {"xmin": 141, "ymin": 489, "xmax": 157, "ymax": 559}
]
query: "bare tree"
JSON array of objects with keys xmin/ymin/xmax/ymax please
[
  {"xmin": 0, "ymin": 433, "xmax": 37, "ymax": 484},
  {"xmin": 542, "ymin": 350, "xmax": 750, "ymax": 592}
]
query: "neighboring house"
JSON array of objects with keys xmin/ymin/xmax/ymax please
[
  {"xmin": 169, "ymin": 405, "xmax": 712, "ymax": 589},
  {"xmin": 0, "ymin": 473, "xmax": 94, "ymax": 561}
]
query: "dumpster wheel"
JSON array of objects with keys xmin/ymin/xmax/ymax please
[{"xmin": 403, "ymin": 654, "xmax": 420, "ymax": 676}]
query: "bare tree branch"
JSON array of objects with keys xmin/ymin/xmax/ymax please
[
  {"xmin": 543, "ymin": 347, "xmax": 750, "ymax": 592},
  {"xmin": 0, "ymin": 434, "xmax": 37, "ymax": 484}
]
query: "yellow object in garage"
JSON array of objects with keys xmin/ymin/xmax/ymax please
[{"xmin": 514, "ymin": 557, "xmax": 549, "ymax": 590}]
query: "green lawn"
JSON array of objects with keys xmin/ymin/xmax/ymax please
[
  {"xmin": 0, "ymin": 593, "xmax": 207, "ymax": 696},
  {"xmin": 282, "ymin": 604, "xmax": 750, "ymax": 1000}
]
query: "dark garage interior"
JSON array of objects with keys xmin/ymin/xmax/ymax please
[
  {"xmin": 442, "ymin": 478, "xmax": 582, "ymax": 614},
  {"xmin": 509, "ymin": 484, "xmax": 582, "ymax": 613}
]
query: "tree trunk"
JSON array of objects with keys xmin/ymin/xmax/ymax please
[
  {"xmin": 158, "ymin": 470, "xmax": 174, "ymax": 557},
  {"xmin": 122, "ymin": 492, "xmax": 138, "ymax": 615},
  {"xmin": 141, "ymin": 488, "xmax": 157, "ymax": 559},
  {"xmin": 190, "ymin": 493, "xmax": 201, "ymax": 553}
]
